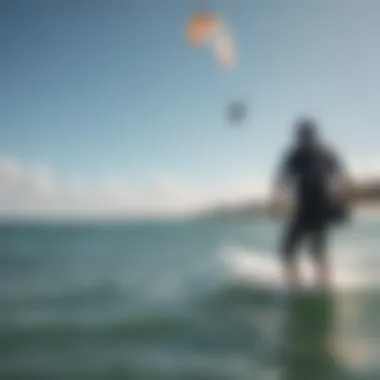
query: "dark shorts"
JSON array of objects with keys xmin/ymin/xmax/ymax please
[{"xmin": 281, "ymin": 208, "xmax": 329, "ymax": 263}]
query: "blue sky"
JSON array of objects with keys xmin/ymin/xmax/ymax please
[{"xmin": 0, "ymin": 0, "xmax": 379, "ymax": 216}]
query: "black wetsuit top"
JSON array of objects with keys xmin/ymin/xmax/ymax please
[
  {"xmin": 283, "ymin": 144, "xmax": 341, "ymax": 224},
  {"xmin": 281, "ymin": 144, "xmax": 343, "ymax": 259}
]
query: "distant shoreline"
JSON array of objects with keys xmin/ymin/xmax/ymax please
[
  {"xmin": 0, "ymin": 180, "xmax": 379, "ymax": 224},
  {"xmin": 201, "ymin": 179, "xmax": 380, "ymax": 220}
]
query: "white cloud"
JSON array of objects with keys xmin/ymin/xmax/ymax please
[
  {"xmin": 347, "ymin": 155, "xmax": 380, "ymax": 181},
  {"xmin": 0, "ymin": 155, "xmax": 378, "ymax": 220},
  {"xmin": 0, "ymin": 157, "xmax": 269, "ymax": 219}
]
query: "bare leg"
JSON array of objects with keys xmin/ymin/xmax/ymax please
[
  {"xmin": 316, "ymin": 259, "xmax": 330, "ymax": 290},
  {"xmin": 310, "ymin": 227, "xmax": 331, "ymax": 290},
  {"xmin": 283, "ymin": 258, "xmax": 301, "ymax": 291},
  {"xmin": 281, "ymin": 220, "xmax": 304, "ymax": 291}
]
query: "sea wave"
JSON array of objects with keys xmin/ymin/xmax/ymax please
[{"xmin": 219, "ymin": 241, "xmax": 380, "ymax": 291}]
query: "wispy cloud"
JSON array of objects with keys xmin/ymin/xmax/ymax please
[
  {"xmin": 0, "ymin": 157, "xmax": 268, "ymax": 219},
  {"xmin": 0, "ymin": 155, "xmax": 378, "ymax": 220},
  {"xmin": 347, "ymin": 155, "xmax": 380, "ymax": 181}
]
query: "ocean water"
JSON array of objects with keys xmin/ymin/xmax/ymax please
[{"xmin": 1, "ymin": 215, "xmax": 380, "ymax": 380}]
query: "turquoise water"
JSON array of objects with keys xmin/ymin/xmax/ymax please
[{"xmin": 0, "ymin": 216, "xmax": 380, "ymax": 379}]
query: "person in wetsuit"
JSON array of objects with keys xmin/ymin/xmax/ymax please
[{"xmin": 274, "ymin": 118, "xmax": 349, "ymax": 290}]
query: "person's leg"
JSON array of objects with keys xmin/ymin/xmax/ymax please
[
  {"xmin": 310, "ymin": 225, "xmax": 330, "ymax": 289},
  {"xmin": 281, "ymin": 219, "xmax": 304, "ymax": 291}
]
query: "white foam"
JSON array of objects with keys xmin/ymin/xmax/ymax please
[{"xmin": 221, "ymin": 243, "xmax": 380, "ymax": 291}]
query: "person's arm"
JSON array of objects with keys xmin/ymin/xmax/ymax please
[
  {"xmin": 275, "ymin": 150, "xmax": 294, "ymax": 191},
  {"xmin": 328, "ymin": 149, "xmax": 353, "ymax": 201},
  {"xmin": 271, "ymin": 150, "xmax": 295, "ymax": 208}
]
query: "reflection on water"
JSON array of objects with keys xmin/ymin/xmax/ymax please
[{"xmin": 280, "ymin": 292, "xmax": 347, "ymax": 380}]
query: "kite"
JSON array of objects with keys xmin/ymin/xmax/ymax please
[
  {"xmin": 228, "ymin": 102, "xmax": 247, "ymax": 125},
  {"xmin": 186, "ymin": 12, "xmax": 247, "ymax": 126},
  {"xmin": 187, "ymin": 12, "xmax": 236, "ymax": 67}
]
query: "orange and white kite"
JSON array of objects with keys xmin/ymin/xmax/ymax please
[{"xmin": 186, "ymin": 12, "xmax": 237, "ymax": 67}]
